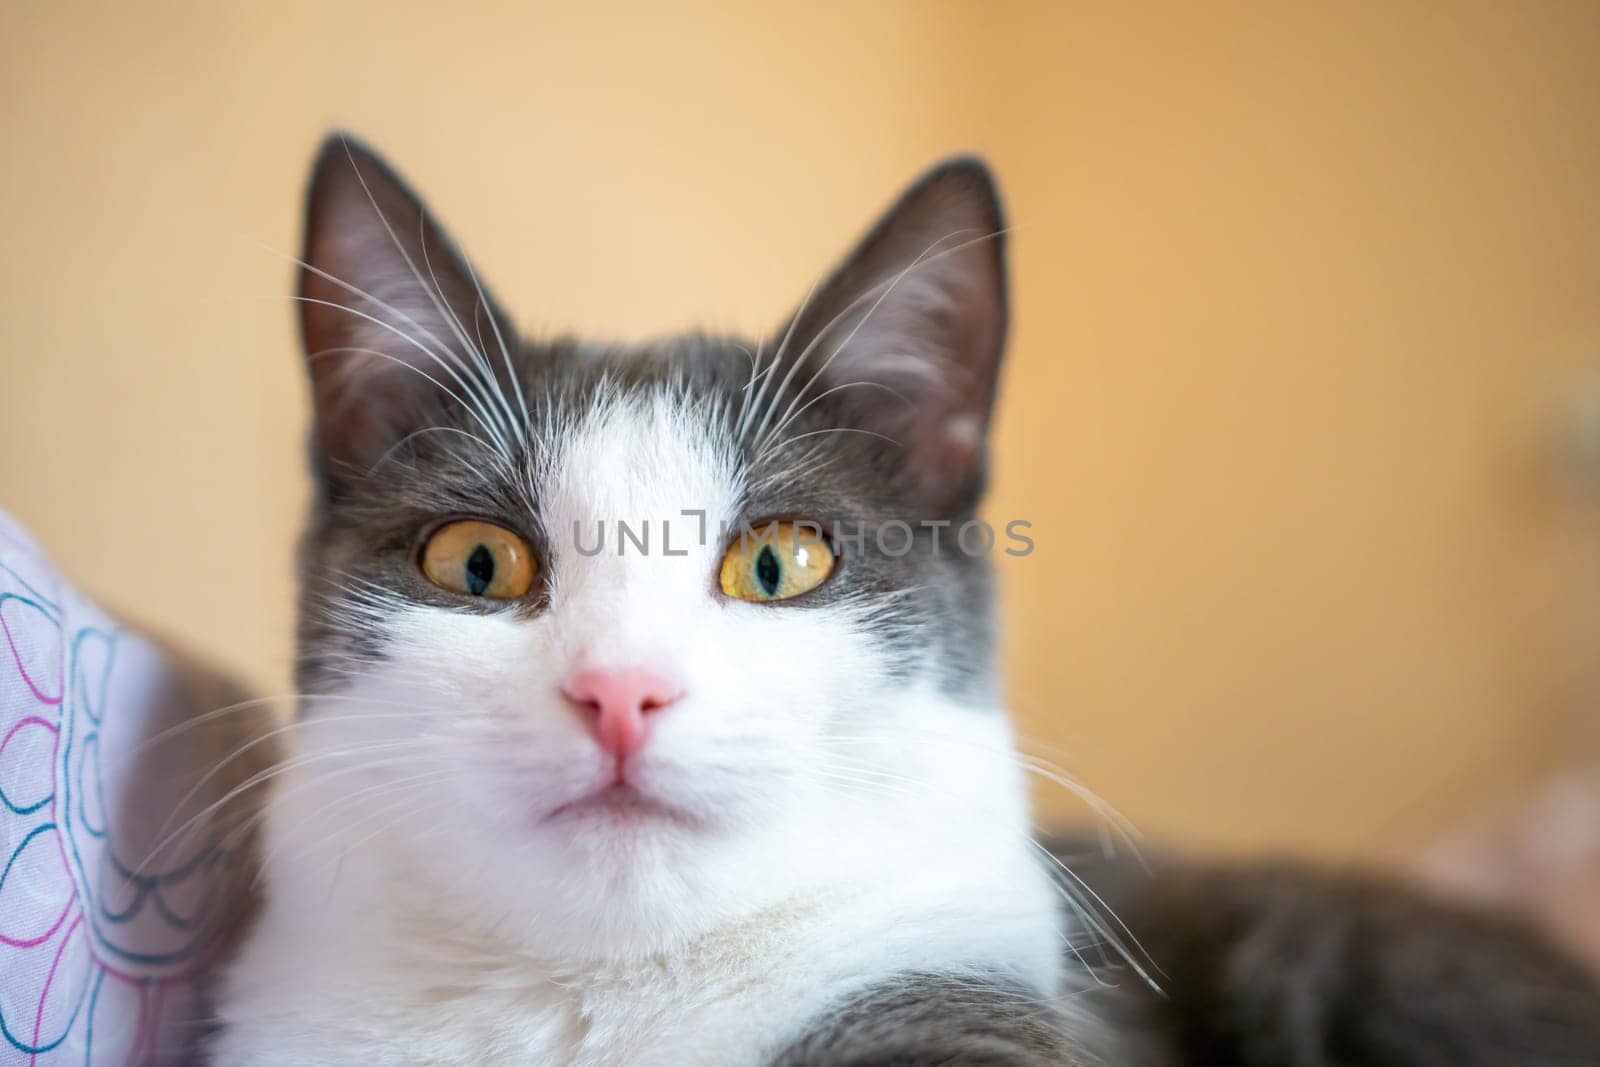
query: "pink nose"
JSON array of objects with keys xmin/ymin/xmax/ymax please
[{"xmin": 561, "ymin": 667, "xmax": 682, "ymax": 761}]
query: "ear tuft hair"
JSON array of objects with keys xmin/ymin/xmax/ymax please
[
  {"xmin": 298, "ymin": 134, "xmax": 517, "ymax": 482},
  {"xmin": 759, "ymin": 157, "xmax": 1009, "ymax": 516}
]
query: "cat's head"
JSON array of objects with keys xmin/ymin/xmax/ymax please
[{"xmin": 291, "ymin": 137, "xmax": 1032, "ymax": 956}]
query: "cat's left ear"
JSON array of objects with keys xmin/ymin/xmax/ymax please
[{"xmin": 760, "ymin": 158, "xmax": 1008, "ymax": 516}]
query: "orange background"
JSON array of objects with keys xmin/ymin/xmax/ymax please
[{"xmin": 3, "ymin": 2, "xmax": 1598, "ymax": 862}]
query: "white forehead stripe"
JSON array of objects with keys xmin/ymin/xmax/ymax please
[
  {"xmin": 536, "ymin": 389, "xmax": 742, "ymax": 625},
  {"xmin": 545, "ymin": 390, "xmax": 738, "ymax": 527}
]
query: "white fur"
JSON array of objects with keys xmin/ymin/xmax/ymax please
[{"xmin": 216, "ymin": 391, "xmax": 1063, "ymax": 1064}]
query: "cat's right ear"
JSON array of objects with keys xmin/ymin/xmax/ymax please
[{"xmin": 298, "ymin": 134, "xmax": 516, "ymax": 483}]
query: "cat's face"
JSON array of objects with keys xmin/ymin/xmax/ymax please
[{"xmin": 289, "ymin": 139, "xmax": 1027, "ymax": 956}]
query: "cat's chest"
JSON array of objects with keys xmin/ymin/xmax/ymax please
[
  {"xmin": 407, "ymin": 955, "xmax": 805, "ymax": 1065},
  {"xmin": 218, "ymin": 898, "xmax": 849, "ymax": 1065}
]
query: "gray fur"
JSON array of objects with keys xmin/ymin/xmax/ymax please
[
  {"xmin": 1058, "ymin": 839, "xmax": 1600, "ymax": 1067},
  {"xmin": 771, "ymin": 974, "xmax": 1109, "ymax": 1066}
]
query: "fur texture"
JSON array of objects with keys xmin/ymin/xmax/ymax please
[
  {"xmin": 213, "ymin": 138, "xmax": 1074, "ymax": 1064},
  {"xmin": 1061, "ymin": 841, "xmax": 1600, "ymax": 1067}
]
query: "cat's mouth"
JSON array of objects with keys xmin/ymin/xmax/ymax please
[{"xmin": 545, "ymin": 783, "xmax": 694, "ymax": 826}]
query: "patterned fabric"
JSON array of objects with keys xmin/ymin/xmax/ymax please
[{"xmin": 1, "ymin": 511, "xmax": 250, "ymax": 1064}]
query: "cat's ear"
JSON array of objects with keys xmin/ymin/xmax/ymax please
[
  {"xmin": 298, "ymin": 134, "xmax": 516, "ymax": 478},
  {"xmin": 763, "ymin": 158, "xmax": 1008, "ymax": 516}
]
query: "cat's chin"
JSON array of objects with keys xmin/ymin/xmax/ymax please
[
  {"xmin": 542, "ymin": 783, "xmax": 700, "ymax": 828},
  {"xmin": 454, "ymin": 830, "xmax": 773, "ymax": 960},
  {"xmin": 425, "ymin": 785, "xmax": 809, "ymax": 959}
]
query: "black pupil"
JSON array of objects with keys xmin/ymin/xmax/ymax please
[
  {"xmin": 465, "ymin": 544, "xmax": 496, "ymax": 596},
  {"xmin": 755, "ymin": 545, "xmax": 782, "ymax": 596}
]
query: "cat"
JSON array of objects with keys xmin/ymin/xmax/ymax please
[{"xmin": 212, "ymin": 136, "xmax": 1600, "ymax": 1064}]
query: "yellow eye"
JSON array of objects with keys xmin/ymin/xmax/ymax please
[
  {"xmin": 719, "ymin": 521, "xmax": 835, "ymax": 602},
  {"xmin": 420, "ymin": 520, "xmax": 536, "ymax": 599}
]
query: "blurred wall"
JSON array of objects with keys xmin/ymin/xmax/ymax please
[{"xmin": 3, "ymin": 1, "xmax": 1598, "ymax": 862}]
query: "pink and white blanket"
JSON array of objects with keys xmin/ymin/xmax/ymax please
[{"xmin": 1, "ymin": 511, "xmax": 252, "ymax": 1065}]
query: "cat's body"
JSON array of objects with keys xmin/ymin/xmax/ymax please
[{"xmin": 214, "ymin": 137, "xmax": 1600, "ymax": 1064}]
